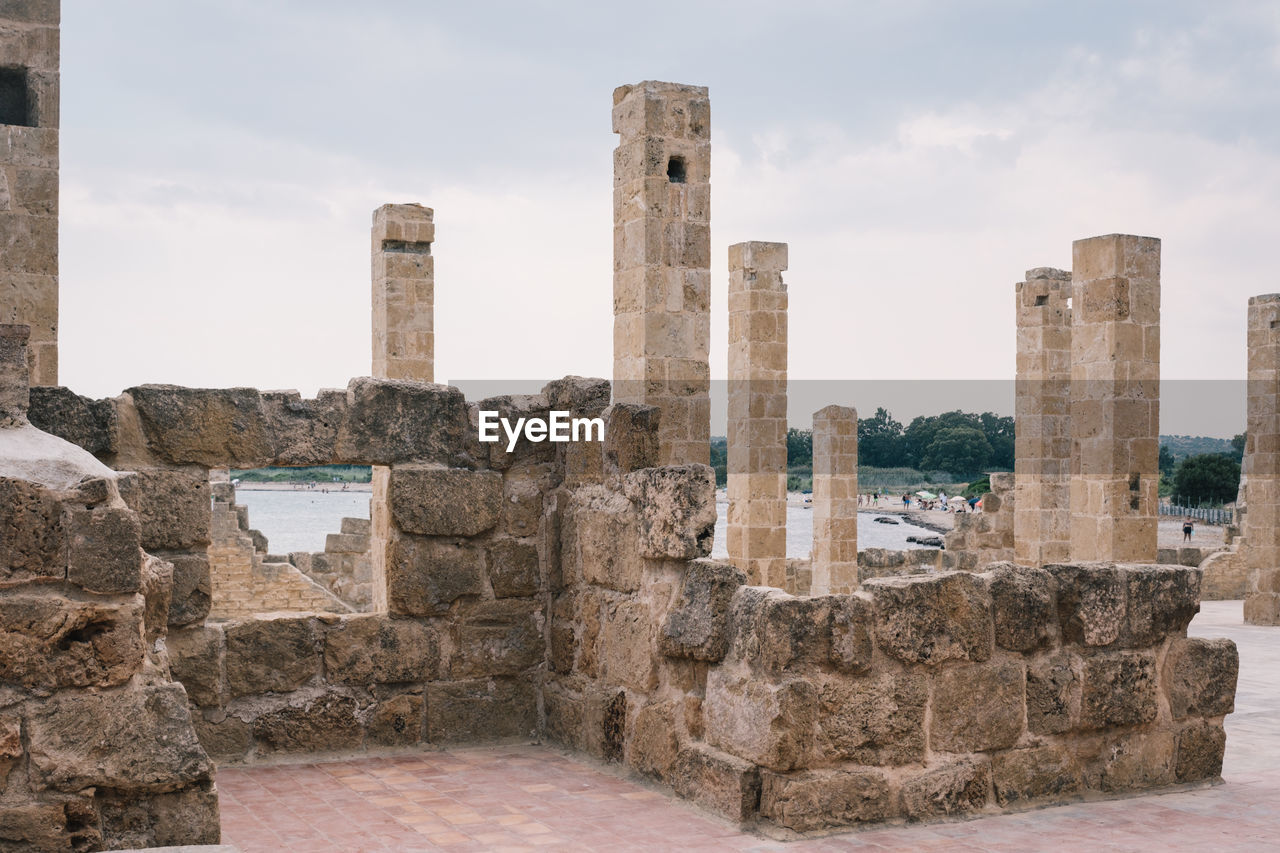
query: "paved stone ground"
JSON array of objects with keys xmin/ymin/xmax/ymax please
[{"xmin": 216, "ymin": 601, "xmax": 1277, "ymax": 852}]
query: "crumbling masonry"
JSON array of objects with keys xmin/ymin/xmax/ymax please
[{"xmin": 0, "ymin": 28, "xmax": 1246, "ymax": 849}]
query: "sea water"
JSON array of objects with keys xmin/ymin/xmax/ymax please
[{"xmin": 230, "ymin": 489, "xmax": 941, "ymax": 559}]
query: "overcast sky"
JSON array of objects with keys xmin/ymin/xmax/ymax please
[{"xmin": 55, "ymin": 1, "xmax": 1280, "ymax": 435}]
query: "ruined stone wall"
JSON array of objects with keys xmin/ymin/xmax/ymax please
[
  {"xmin": 1, "ymin": 326, "xmax": 218, "ymax": 849},
  {"xmin": 0, "ymin": 0, "xmax": 60, "ymax": 386},
  {"xmin": 943, "ymin": 472, "xmax": 1016, "ymax": 570},
  {"xmin": 289, "ymin": 517, "xmax": 374, "ymax": 611},
  {"xmin": 612, "ymin": 81, "xmax": 711, "ymax": 466},
  {"xmin": 206, "ymin": 484, "xmax": 350, "ymax": 620}
]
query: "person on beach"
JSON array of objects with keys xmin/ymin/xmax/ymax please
[
  {"xmin": 1183, "ymin": 516, "xmax": 1194, "ymax": 541},
  {"xmin": 902, "ymin": 493, "xmax": 910, "ymax": 509}
]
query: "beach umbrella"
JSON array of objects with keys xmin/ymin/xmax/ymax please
[{"xmin": 915, "ymin": 490, "xmax": 937, "ymax": 500}]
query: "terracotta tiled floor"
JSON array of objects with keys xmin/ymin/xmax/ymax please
[{"xmin": 218, "ymin": 601, "xmax": 1280, "ymax": 852}]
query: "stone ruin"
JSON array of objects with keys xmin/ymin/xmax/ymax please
[{"xmin": 0, "ymin": 3, "xmax": 1252, "ymax": 846}]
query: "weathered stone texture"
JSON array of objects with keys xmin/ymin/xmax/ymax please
[
  {"xmin": 389, "ymin": 466, "xmax": 502, "ymax": 536},
  {"xmin": 726, "ymin": 241, "xmax": 788, "ymax": 588},
  {"xmin": 612, "ymin": 81, "xmax": 712, "ymax": 466},
  {"xmin": 1069, "ymin": 234, "xmax": 1161, "ymax": 563},
  {"xmin": 810, "ymin": 405, "xmax": 858, "ymax": 595},
  {"xmin": 863, "ymin": 572, "xmax": 993, "ymax": 665}
]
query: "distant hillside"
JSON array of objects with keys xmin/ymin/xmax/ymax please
[{"xmin": 1160, "ymin": 435, "xmax": 1237, "ymax": 461}]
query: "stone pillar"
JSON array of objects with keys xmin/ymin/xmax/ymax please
[
  {"xmin": 1244, "ymin": 294, "xmax": 1280, "ymax": 625},
  {"xmin": 726, "ymin": 241, "xmax": 787, "ymax": 588},
  {"xmin": 1, "ymin": 323, "xmax": 30, "ymax": 423},
  {"xmin": 371, "ymin": 203, "xmax": 435, "ymax": 613},
  {"xmin": 0, "ymin": 1, "xmax": 60, "ymax": 386},
  {"xmin": 1014, "ymin": 268, "xmax": 1072, "ymax": 566},
  {"xmin": 811, "ymin": 405, "xmax": 858, "ymax": 595},
  {"xmin": 1068, "ymin": 234, "xmax": 1160, "ymax": 562},
  {"xmin": 611, "ymin": 81, "xmax": 711, "ymax": 466}
]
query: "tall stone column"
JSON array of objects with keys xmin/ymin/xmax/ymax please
[
  {"xmin": 1014, "ymin": 268, "xmax": 1072, "ymax": 566},
  {"xmin": 726, "ymin": 241, "xmax": 787, "ymax": 588},
  {"xmin": 0, "ymin": 1, "xmax": 60, "ymax": 386},
  {"xmin": 370, "ymin": 203, "xmax": 434, "ymax": 612},
  {"xmin": 1068, "ymin": 234, "xmax": 1160, "ymax": 563},
  {"xmin": 1244, "ymin": 294, "xmax": 1280, "ymax": 625},
  {"xmin": 611, "ymin": 81, "xmax": 711, "ymax": 466},
  {"xmin": 811, "ymin": 405, "xmax": 858, "ymax": 595}
]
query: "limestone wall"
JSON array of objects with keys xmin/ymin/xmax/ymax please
[
  {"xmin": 288, "ymin": 517, "xmax": 374, "ymax": 610},
  {"xmin": 206, "ymin": 484, "xmax": 350, "ymax": 620},
  {"xmin": 944, "ymin": 472, "xmax": 1016, "ymax": 570},
  {"xmin": 0, "ymin": 0, "xmax": 60, "ymax": 386},
  {"xmin": 0, "ymin": 327, "xmax": 218, "ymax": 849},
  {"xmin": 25, "ymin": 371, "xmax": 1241, "ymax": 835}
]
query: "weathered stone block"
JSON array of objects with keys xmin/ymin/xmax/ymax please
[
  {"xmin": 543, "ymin": 678, "xmax": 626, "ymax": 761},
  {"xmin": 991, "ymin": 745, "xmax": 1080, "ymax": 805},
  {"xmin": 501, "ymin": 470, "xmax": 547, "ymax": 536},
  {"xmin": 760, "ymin": 767, "xmax": 893, "ymax": 831},
  {"xmin": 0, "ymin": 476, "xmax": 64, "ymax": 581},
  {"xmin": 368, "ymin": 693, "xmax": 426, "ymax": 746},
  {"xmin": 324, "ymin": 615, "xmax": 439, "ymax": 684},
  {"xmin": 386, "ymin": 535, "xmax": 485, "ymax": 616},
  {"xmin": 627, "ymin": 699, "xmax": 680, "ymax": 778},
  {"xmin": 252, "ymin": 693, "xmax": 363, "ymax": 754},
  {"xmin": 425, "ymin": 678, "xmax": 538, "ymax": 742},
  {"xmin": 141, "ymin": 552, "xmax": 173, "ymax": 642},
  {"xmin": 0, "ymin": 716, "xmax": 20, "ymax": 793},
  {"xmin": 600, "ymin": 599, "xmax": 657, "ymax": 691},
  {"xmin": 1163, "ymin": 637, "xmax": 1238, "ymax": 719},
  {"xmin": 671, "ymin": 742, "xmax": 761, "ymax": 822},
  {"xmin": 224, "ymin": 616, "xmax": 319, "ymax": 696},
  {"xmin": 1124, "ymin": 565, "xmax": 1200, "ymax": 646},
  {"xmin": 1174, "ymin": 720, "xmax": 1226, "ymax": 782},
  {"xmin": 900, "ymin": 758, "xmax": 990, "ymax": 819},
  {"xmin": 864, "ymin": 572, "xmax": 993, "ymax": 665},
  {"xmin": 191, "ymin": 713, "xmax": 252, "ymax": 762},
  {"xmin": 603, "ymin": 403, "xmax": 660, "ymax": 474},
  {"xmin": 829, "ymin": 595, "xmax": 875, "ymax": 675},
  {"xmin": 1086, "ymin": 729, "xmax": 1175, "ymax": 792},
  {"xmin": 988, "ymin": 563, "xmax": 1056, "ymax": 652},
  {"xmin": 567, "ymin": 486, "xmax": 643, "ymax": 592},
  {"xmin": 167, "ymin": 625, "xmax": 225, "ymax": 707},
  {"xmin": 451, "ymin": 600, "xmax": 543, "ymax": 677},
  {"xmin": 64, "ymin": 505, "xmax": 142, "ymax": 594},
  {"xmin": 660, "ymin": 559, "xmax": 745, "ymax": 661},
  {"xmin": 1048, "ymin": 562, "xmax": 1124, "ymax": 647},
  {"xmin": 930, "ymin": 660, "xmax": 1025, "ymax": 753},
  {"xmin": 817, "ymin": 672, "xmax": 926, "ymax": 765},
  {"xmin": 128, "ymin": 385, "xmax": 277, "ymax": 468},
  {"xmin": 165, "ymin": 551, "xmax": 211, "ymax": 626},
  {"xmin": 705, "ymin": 668, "xmax": 817, "ymax": 771},
  {"xmin": 1079, "ymin": 651, "xmax": 1159, "ymax": 729},
  {"xmin": 0, "ymin": 593, "xmax": 145, "ymax": 689},
  {"xmin": 117, "ymin": 467, "xmax": 210, "ymax": 551},
  {"xmin": 96, "ymin": 782, "xmax": 221, "ymax": 849},
  {"xmin": 1027, "ymin": 651, "xmax": 1078, "ymax": 735},
  {"xmin": 389, "ymin": 466, "xmax": 502, "ymax": 536},
  {"xmin": 622, "ymin": 465, "xmax": 716, "ymax": 559},
  {"xmin": 487, "ymin": 537, "xmax": 540, "ymax": 598},
  {"xmin": 0, "ymin": 800, "xmax": 99, "ymax": 851},
  {"xmin": 27, "ymin": 683, "xmax": 212, "ymax": 793},
  {"xmin": 28, "ymin": 385, "xmax": 118, "ymax": 457}
]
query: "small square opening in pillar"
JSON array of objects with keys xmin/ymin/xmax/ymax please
[
  {"xmin": 1035, "ymin": 294, "xmax": 1049, "ymax": 306},
  {"xmin": 667, "ymin": 156, "xmax": 686, "ymax": 184},
  {"xmin": 0, "ymin": 67, "xmax": 33, "ymax": 127}
]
